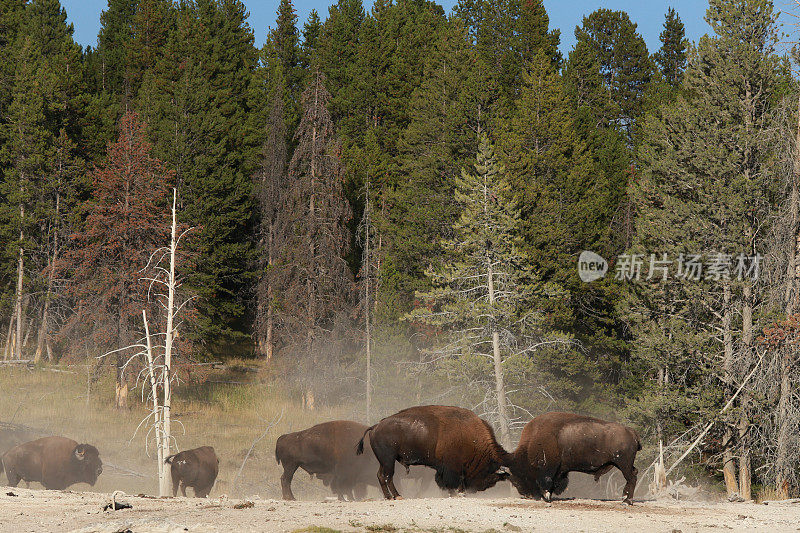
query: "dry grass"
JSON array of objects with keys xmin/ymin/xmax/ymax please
[{"xmin": 0, "ymin": 360, "xmax": 364, "ymax": 499}]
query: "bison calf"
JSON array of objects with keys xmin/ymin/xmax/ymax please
[
  {"xmin": 165, "ymin": 446, "xmax": 219, "ymax": 497},
  {"xmin": 508, "ymin": 412, "xmax": 641, "ymax": 504},
  {"xmin": 1, "ymin": 436, "xmax": 103, "ymax": 490},
  {"xmin": 357, "ymin": 405, "xmax": 511, "ymax": 499}
]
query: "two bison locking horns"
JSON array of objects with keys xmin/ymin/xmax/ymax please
[{"xmin": 277, "ymin": 406, "xmax": 641, "ymax": 504}]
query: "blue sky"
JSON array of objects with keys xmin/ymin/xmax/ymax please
[{"xmin": 60, "ymin": 0, "xmax": 792, "ymax": 56}]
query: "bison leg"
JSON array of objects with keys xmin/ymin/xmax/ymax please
[
  {"xmin": 593, "ymin": 464, "xmax": 614, "ymax": 482},
  {"xmin": 280, "ymin": 463, "xmax": 299, "ymax": 500},
  {"xmin": 377, "ymin": 463, "xmax": 402, "ymax": 500},
  {"xmin": 180, "ymin": 482, "xmax": 187, "ymax": 497},
  {"xmin": 552, "ymin": 473, "xmax": 569, "ymax": 496},
  {"xmin": 352, "ymin": 483, "xmax": 367, "ymax": 501},
  {"xmin": 387, "ymin": 472, "xmax": 402, "ymax": 500},
  {"xmin": 5, "ymin": 469, "xmax": 20, "ymax": 487},
  {"xmin": 616, "ymin": 463, "xmax": 637, "ymax": 505},
  {"xmin": 171, "ymin": 468, "xmax": 180, "ymax": 497}
]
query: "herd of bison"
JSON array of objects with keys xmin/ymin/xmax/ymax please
[{"xmin": 1, "ymin": 405, "xmax": 641, "ymax": 505}]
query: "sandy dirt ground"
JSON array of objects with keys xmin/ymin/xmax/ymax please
[{"xmin": 1, "ymin": 488, "xmax": 800, "ymax": 533}]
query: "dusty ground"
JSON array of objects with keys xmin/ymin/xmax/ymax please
[{"xmin": 1, "ymin": 488, "xmax": 799, "ymax": 533}]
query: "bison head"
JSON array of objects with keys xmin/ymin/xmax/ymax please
[
  {"xmin": 72, "ymin": 443, "xmax": 103, "ymax": 486},
  {"xmin": 465, "ymin": 463, "xmax": 511, "ymax": 493}
]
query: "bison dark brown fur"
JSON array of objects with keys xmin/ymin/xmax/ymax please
[
  {"xmin": 357, "ymin": 405, "xmax": 511, "ymax": 499},
  {"xmin": 1, "ymin": 436, "xmax": 103, "ymax": 490},
  {"xmin": 508, "ymin": 412, "xmax": 641, "ymax": 504},
  {"xmin": 276, "ymin": 420, "xmax": 384, "ymax": 501},
  {"xmin": 165, "ymin": 446, "xmax": 219, "ymax": 498}
]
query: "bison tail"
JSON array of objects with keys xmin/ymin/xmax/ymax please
[
  {"xmin": 164, "ymin": 454, "xmax": 176, "ymax": 465},
  {"xmin": 355, "ymin": 425, "xmax": 375, "ymax": 456},
  {"xmin": 634, "ymin": 430, "xmax": 642, "ymax": 451}
]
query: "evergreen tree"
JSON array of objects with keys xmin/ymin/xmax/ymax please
[
  {"xmin": 568, "ymin": 9, "xmax": 652, "ymax": 135},
  {"xmin": 139, "ymin": 0, "xmax": 258, "ymax": 355},
  {"xmin": 0, "ymin": 0, "xmax": 26, "ymax": 118},
  {"xmin": 630, "ymin": 0, "xmax": 782, "ymax": 499},
  {"xmin": 409, "ymin": 136, "xmax": 545, "ymax": 445},
  {"xmin": 300, "ymin": 9, "xmax": 321, "ymax": 73},
  {"xmin": 380, "ymin": 17, "xmax": 493, "ymax": 320},
  {"xmin": 456, "ymin": 0, "xmax": 560, "ymax": 107},
  {"xmin": 653, "ymin": 7, "xmax": 688, "ymax": 87},
  {"xmin": 1, "ymin": 0, "xmax": 84, "ymax": 360},
  {"xmin": 269, "ymin": 0, "xmax": 301, "ymax": 94},
  {"xmin": 316, "ymin": 0, "xmax": 365, "ymax": 123},
  {"xmin": 35, "ymin": 128, "xmax": 83, "ymax": 362},
  {"xmin": 499, "ymin": 50, "xmax": 624, "ymax": 405},
  {"xmin": 96, "ymin": 0, "xmax": 136, "ymax": 100},
  {"xmin": 127, "ymin": 0, "xmax": 174, "ymax": 99},
  {"xmin": 254, "ymin": 67, "xmax": 289, "ymax": 360},
  {"xmin": 0, "ymin": 34, "xmax": 53, "ymax": 360}
]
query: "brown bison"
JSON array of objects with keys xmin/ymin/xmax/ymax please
[
  {"xmin": 276, "ymin": 420, "xmax": 416, "ymax": 500},
  {"xmin": 165, "ymin": 446, "xmax": 219, "ymax": 497},
  {"xmin": 508, "ymin": 412, "xmax": 641, "ymax": 504},
  {"xmin": 357, "ymin": 405, "xmax": 511, "ymax": 499},
  {"xmin": 1, "ymin": 436, "xmax": 103, "ymax": 490}
]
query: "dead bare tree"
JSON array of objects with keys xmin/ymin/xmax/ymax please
[
  {"xmin": 357, "ymin": 173, "xmax": 379, "ymax": 420},
  {"xmin": 255, "ymin": 81, "xmax": 289, "ymax": 361},
  {"xmin": 100, "ymin": 189, "xmax": 192, "ymax": 496},
  {"xmin": 278, "ymin": 67, "xmax": 353, "ymax": 407}
]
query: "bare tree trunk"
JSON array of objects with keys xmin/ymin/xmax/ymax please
[
  {"xmin": 487, "ymin": 232, "xmax": 509, "ymax": 445},
  {"xmin": 3, "ymin": 315, "xmax": 13, "ymax": 360},
  {"xmin": 13, "ymin": 203, "xmax": 25, "ymax": 361},
  {"xmin": 159, "ymin": 190, "xmax": 178, "ymax": 497},
  {"xmin": 304, "ymin": 73, "xmax": 320, "ymax": 411},
  {"xmin": 738, "ymin": 282, "xmax": 753, "ymax": 501},
  {"xmin": 142, "ymin": 310, "xmax": 166, "ymax": 495},
  {"xmin": 365, "ymin": 232, "xmax": 372, "ymax": 422},
  {"xmin": 364, "ymin": 175, "xmax": 373, "ymax": 421},
  {"xmin": 722, "ymin": 280, "xmax": 739, "ymax": 496},
  {"xmin": 266, "ymin": 223, "xmax": 274, "ymax": 361},
  {"xmin": 35, "ymin": 193, "xmax": 59, "ymax": 363},
  {"xmin": 776, "ymin": 94, "xmax": 800, "ymax": 499},
  {"xmin": 116, "ymin": 183, "xmax": 131, "ymax": 409}
]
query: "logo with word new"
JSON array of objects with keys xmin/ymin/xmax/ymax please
[{"xmin": 578, "ymin": 251, "xmax": 608, "ymax": 282}]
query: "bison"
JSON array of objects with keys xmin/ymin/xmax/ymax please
[
  {"xmin": 1, "ymin": 436, "xmax": 103, "ymax": 490},
  {"xmin": 357, "ymin": 405, "xmax": 511, "ymax": 499},
  {"xmin": 508, "ymin": 412, "xmax": 641, "ymax": 504},
  {"xmin": 276, "ymin": 420, "xmax": 418, "ymax": 501},
  {"xmin": 165, "ymin": 446, "xmax": 219, "ymax": 497}
]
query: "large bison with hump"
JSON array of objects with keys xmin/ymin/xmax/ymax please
[
  {"xmin": 508, "ymin": 412, "xmax": 641, "ymax": 504},
  {"xmin": 1, "ymin": 436, "xmax": 103, "ymax": 490},
  {"xmin": 357, "ymin": 405, "xmax": 510, "ymax": 499}
]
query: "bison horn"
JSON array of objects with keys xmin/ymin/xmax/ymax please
[{"xmin": 496, "ymin": 466, "xmax": 511, "ymax": 478}]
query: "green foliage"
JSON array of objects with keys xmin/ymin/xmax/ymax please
[
  {"xmin": 1, "ymin": 4, "xmax": 796, "ymax": 492},
  {"xmin": 627, "ymin": 0, "xmax": 783, "ymax": 454},
  {"xmin": 567, "ymin": 8, "xmax": 652, "ymax": 136},
  {"xmin": 408, "ymin": 136, "xmax": 561, "ymax": 422},
  {"xmin": 138, "ymin": 0, "xmax": 259, "ymax": 355},
  {"xmin": 498, "ymin": 48, "xmax": 627, "ymax": 406},
  {"xmin": 653, "ymin": 7, "xmax": 688, "ymax": 87}
]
